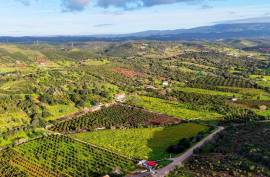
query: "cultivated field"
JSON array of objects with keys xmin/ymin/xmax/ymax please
[
  {"xmin": 0, "ymin": 40, "xmax": 270, "ymax": 176},
  {"xmin": 1, "ymin": 135, "xmax": 136, "ymax": 177},
  {"xmin": 71, "ymin": 123, "xmax": 209, "ymax": 160}
]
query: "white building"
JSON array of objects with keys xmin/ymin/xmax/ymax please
[
  {"xmin": 115, "ymin": 93, "xmax": 126, "ymax": 102},
  {"xmin": 162, "ymin": 81, "xmax": 169, "ymax": 87},
  {"xmin": 232, "ymin": 98, "xmax": 238, "ymax": 102}
]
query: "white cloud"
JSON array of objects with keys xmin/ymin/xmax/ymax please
[{"xmin": 61, "ymin": 0, "xmax": 91, "ymax": 12}]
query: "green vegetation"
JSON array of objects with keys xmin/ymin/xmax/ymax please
[
  {"xmin": 0, "ymin": 67, "xmax": 17, "ymax": 73},
  {"xmin": 129, "ymin": 96, "xmax": 222, "ymax": 120},
  {"xmin": 168, "ymin": 122, "xmax": 270, "ymax": 177},
  {"xmin": 83, "ymin": 59, "xmax": 110, "ymax": 66},
  {"xmin": 255, "ymin": 109, "xmax": 270, "ymax": 116},
  {"xmin": 71, "ymin": 123, "xmax": 209, "ymax": 160},
  {"xmin": 0, "ymin": 135, "xmax": 136, "ymax": 177},
  {"xmin": 0, "ymin": 111, "xmax": 30, "ymax": 132},
  {"xmin": 174, "ymin": 87, "xmax": 240, "ymax": 97},
  {"xmin": 250, "ymin": 75, "xmax": 270, "ymax": 87},
  {"xmin": 219, "ymin": 86, "xmax": 270, "ymax": 100},
  {"xmin": 0, "ymin": 41, "xmax": 267, "ymax": 136},
  {"xmin": 50, "ymin": 104, "xmax": 180, "ymax": 133},
  {"xmin": 0, "ymin": 128, "xmax": 45, "ymax": 147},
  {"xmin": 45, "ymin": 104, "xmax": 78, "ymax": 121},
  {"xmin": 0, "ymin": 40, "xmax": 270, "ymax": 176}
]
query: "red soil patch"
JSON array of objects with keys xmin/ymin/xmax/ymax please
[
  {"xmin": 112, "ymin": 67, "xmax": 144, "ymax": 78},
  {"xmin": 146, "ymin": 115, "xmax": 183, "ymax": 126},
  {"xmin": 37, "ymin": 58, "xmax": 49, "ymax": 65}
]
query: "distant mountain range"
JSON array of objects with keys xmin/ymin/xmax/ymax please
[
  {"xmin": 112, "ymin": 22, "xmax": 270, "ymax": 40},
  {"xmin": 1, "ymin": 22, "xmax": 270, "ymax": 43}
]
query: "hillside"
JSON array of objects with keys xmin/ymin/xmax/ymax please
[{"xmin": 0, "ymin": 41, "xmax": 269, "ymax": 176}]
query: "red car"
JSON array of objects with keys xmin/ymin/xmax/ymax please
[{"xmin": 147, "ymin": 161, "xmax": 157, "ymax": 167}]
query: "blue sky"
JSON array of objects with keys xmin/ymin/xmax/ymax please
[{"xmin": 1, "ymin": 0, "xmax": 270, "ymax": 36}]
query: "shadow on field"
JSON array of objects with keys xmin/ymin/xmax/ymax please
[
  {"xmin": 147, "ymin": 126, "xmax": 172, "ymax": 161},
  {"xmin": 146, "ymin": 120, "xmax": 219, "ymax": 161}
]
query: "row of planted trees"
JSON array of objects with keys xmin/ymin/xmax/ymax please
[
  {"xmin": 15, "ymin": 135, "xmax": 136, "ymax": 177},
  {"xmin": 50, "ymin": 105, "xmax": 160, "ymax": 133}
]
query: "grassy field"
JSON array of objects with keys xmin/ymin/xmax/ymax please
[
  {"xmin": 0, "ymin": 44, "xmax": 45, "ymax": 59},
  {"xmin": 0, "ymin": 67, "xmax": 17, "ymax": 73},
  {"xmin": 129, "ymin": 96, "xmax": 222, "ymax": 120},
  {"xmin": 0, "ymin": 128, "xmax": 45, "ymax": 147},
  {"xmin": 250, "ymin": 75, "xmax": 270, "ymax": 87},
  {"xmin": 1, "ymin": 80, "xmax": 28, "ymax": 91},
  {"xmin": 0, "ymin": 111, "xmax": 30, "ymax": 132},
  {"xmin": 262, "ymin": 67, "xmax": 270, "ymax": 74},
  {"xmin": 83, "ymin": 59, "xmax": 110, "ymax": 66},
  {"xmin": 45, "ymin": 104, "xmax": 78, "ymax": 121},
  {"xmin": 70, "ymin": 123, "xmax": 209, "ymax": 160},
  {"xmin": 180, "ymin": 62, "xmax": 217, "ymax": 70},
  {"xmin": 176, "ymin": 86, "xmax": 270, "ymax": 100},
  {"xmin": 178, "ymin": 67, "xmax": 196, "ymax": 73},
  {"xmin": 255, "ymin": 109, "xmax": 270, "ymax": 117},
  {"xmin": 218, "ymin": 86, "xmax": 270, "ymax": 100},
  {"xmin": 175, "ymin": 87, "xmax": 240, "ymax": 97}
]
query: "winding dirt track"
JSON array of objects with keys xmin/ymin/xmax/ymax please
[{"xmin": 128, "ymin": 126, "xmax": 224, "ymax": 177}]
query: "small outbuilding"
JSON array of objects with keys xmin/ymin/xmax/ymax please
[
  {"xmin": 259, "ymin": 105, "xmax": 268, "ymax": 111},
  {"xmin": 115, "ymin": 93, "xmax": 126, "ymax": 102},
  {"xmin": 162, "ymin": 81, "xmax": 169, "ymax": 87},
  {"xmin": 232, "ymin": 98, "xmax": 238, "ymax": 102}
]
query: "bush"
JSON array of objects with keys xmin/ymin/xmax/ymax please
[{"xmin": 167, "ymin": 138, "xmax": 191, "ymax": 154}]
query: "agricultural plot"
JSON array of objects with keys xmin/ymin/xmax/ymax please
[
  {"xmin": 50, "ymin": 104, "xmax": 181, "ymax": 133},
  {"xmin": 82, "ymin": 59, "xmax": 110, "ymax": 66},
  {"xmin": 262, "ymin": 67, "xmax": 270, "ymax": 74},
  {"xmin": 0, "ymin": 135, "xmax": 136, "ymax": 177},
  {"xmin": 0, "ymin": 79, "xmax": 34, "ymax": 94},
  {"xmin": 71, "ymin": 123, "xmax": 209, "ymax": 160},
  {"xmin": 0, "ymin": 67, "xmax": 17, "ymax": 73},
  {"xmin": 219, "ymin": 86, "xmax": 270, "ymax": 100},
  {"xmin": 193, "ymin": 76, "xmax": 255, "ymax": 88},
  {"xmin": 178, "ymin": 66, "xmax": 196, "ymax": 73},
  {"xmin": 180, "ymin": 62, "xmax": 217, "ymax": 70},
  {"xmin": 0, "ymin": 111, "xmax": 30, "ymax": 132},
  {"xmin": 250, "ymin": 74, "xmax": 270, "ymax": 87},
  {"xmin": 129, "ymin": 96, "xmax": 222, "ymax": 120},
  {"xmin": 175, "ymin": 86, "xmax": 270, "ymax": 100},
  {"xmin": 174, "ymin": 87, "xmax": 240, "ymax": 97},
  {"xmin": 112, "ymin": 67, "xmax": 144, "ymax": 78},
  {"xmin": 255, "ymin": 109, "xmax": 270, "ymax": 116},
  {"xmin": 45, "ymin": 104, "xmax": 78, "ymax": 121},
  {"xmin": 0, "ymin": 149, "xmax": 29, "ymax": 177},
  {"xmin": 0, "ymin": 41, "xmax": 269, "ymax": 176},
  {"xmin": 0, "ymin": 128, "xmax": 45, "ymax": 147}
]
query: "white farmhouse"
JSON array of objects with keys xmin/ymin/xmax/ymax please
[
  {"xmin": 162, "ymin": 81, "xmax": 169, "ymax": 87},
  {"xmin": 115, "ymin": 93, "xmax": 126, "ymax": 102}
]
